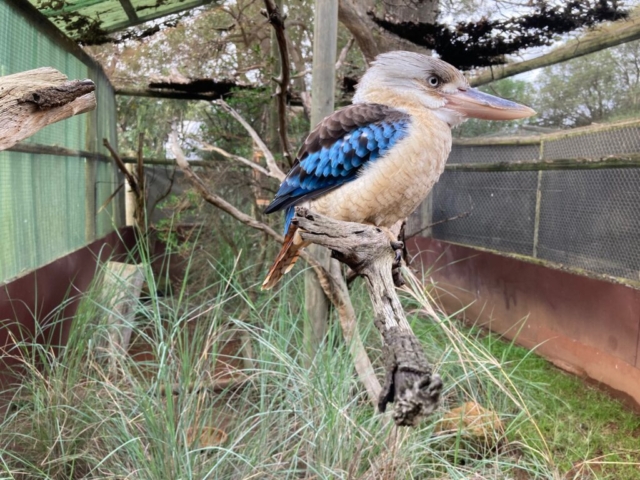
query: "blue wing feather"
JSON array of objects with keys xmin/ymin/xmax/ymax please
[
  {"xmin": 266, "ymin": 119, "xmax": 410, "ymax": 229},
  {"xmin": 265, "ymin": 105, "xmax": 411, "ymax": 233}
]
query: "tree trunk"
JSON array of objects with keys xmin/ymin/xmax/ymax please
[{"xmin": 338, "ymin": 0, "xmax": 438, "ymax": 64}]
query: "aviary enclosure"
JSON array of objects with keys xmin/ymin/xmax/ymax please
[{"xmin": 1, "ymin": 0, "xmax": 640, "ymax": 478}]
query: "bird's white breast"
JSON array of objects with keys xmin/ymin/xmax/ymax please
[{"xmin": 309, "ymin": 109, "xmax": 451, "ymax": 228}]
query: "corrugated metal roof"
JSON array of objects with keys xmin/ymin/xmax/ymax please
[{"xmin": 30, "ymin": 0, "xmax": 216, "ymax": 41}]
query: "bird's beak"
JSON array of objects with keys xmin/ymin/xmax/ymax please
[{"xmin": 444, "ymin": 88, "xmax": 536, "ymax": 120}]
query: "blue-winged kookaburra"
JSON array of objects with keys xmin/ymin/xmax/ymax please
[{"xmin": 262, "ymin": 51, "xmax": 535, "ymax": 289}]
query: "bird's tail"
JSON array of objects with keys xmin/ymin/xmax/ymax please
[{"xmin": 262, "ymin": 226, "xmax": 308, "ymax": 290}]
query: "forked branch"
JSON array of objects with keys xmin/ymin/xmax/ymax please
[
  {"xmin": 293, "ymin": 207, "xmax": 442, "ymax": 426},
  {"xmin": 213, "ymin": 99, "xmax": 286, "ymax": 181}
]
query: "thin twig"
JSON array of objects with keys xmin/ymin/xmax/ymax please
[
  {"xmin": 213, "ymin": 99, "xmax": 286, "ymax": 181},
  {"xmin": 103, "ymin": 138, "xmax": 139, "ymax": 196},
  {"xmin": 97, "ymin": 182, "xmax": 124, "ymax": 214},
  {"xmin": 261, "ymin": 0, "xmax": 293, "ymax": 165},
  {"xmin": 171, "ymin": 133, "xmax": 283, "ymax": 241},
  {"xmin": 405, "ymin": 211, "xmax": 471, "ymax": 240},
  {"xmin": 291, "ymin": 69, "xmax": 311, "ymax": 79},
  {"xmin": 197, "ymin": 140, "xmax": 273, "ymax": 178}
]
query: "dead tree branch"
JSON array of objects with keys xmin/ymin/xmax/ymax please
[
  {"xmin": 103, "ymin": 137, "xmax": 147, "ymax": 228},
  {"xmin": 170, "ymin": 133, "xmax": 382, "ymax": 406},
  {"xmin": 103, "ymin": 138, "xmax": 139, "ymax": 196},
  {"xmin": 213, "ymin": 99, "xmax": 286, "ymax": 181},
  {"xmin": 0, "ymin": 67, "xmax": 96, "ymax": 150},
  {"xmin": 335, "ymin": 36, "xmax": 355, "ymax": 71},
  {"xmin": 470, "ymin": 8, "xmax": 640, "ymax": 86},
  {"xmin": 261, "ymin": 0, "xmax": 293, "ymax": 164},
  {"xmin": 293, "ymin": 208, "xmax": 442, "ymax": 426}
]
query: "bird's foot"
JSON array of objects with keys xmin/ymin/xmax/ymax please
[{"xmin": 391, "ymin": 240, "xmax": 405, "ymax": 287}]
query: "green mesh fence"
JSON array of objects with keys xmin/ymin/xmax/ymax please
[{"xmin": 0, "ymin": 1, "xmax": 123, "ymax": 284}]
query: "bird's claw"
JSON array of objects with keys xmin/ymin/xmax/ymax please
[{"xmin": 391, "ymin": 241, "xmax": 404, "ymax": 268}]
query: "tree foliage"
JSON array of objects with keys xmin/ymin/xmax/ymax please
[{"xmin": 533, "ymin": 39, "xmax": 640, "ymax": 127}]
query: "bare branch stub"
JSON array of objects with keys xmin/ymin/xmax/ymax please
[
  {"xmin": 293, "ymin": 207, "xmax": 442, "ymax": 426},
  {"xmin": 18, "ymin": 79, "xmax": 95, "ymax": 110},
  {"xmin": 0, "ymin": 67, "xmax": 96, "ymax": 151}
]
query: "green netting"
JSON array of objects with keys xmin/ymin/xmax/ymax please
[
  {"xmin": 29, "ymin": 0, "xmax": 212, "ymax": 39},
  {"xmin": 0, "ymin": 1, "xmax": 123, "ymax": 284}
]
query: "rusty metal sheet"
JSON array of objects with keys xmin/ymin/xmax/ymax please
[{"xmin": 409, "ymin": 237, "xmax": 640, "ymax": 406}]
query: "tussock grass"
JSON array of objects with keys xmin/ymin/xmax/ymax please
[{"xmin": 0, "ymin": 234, "xmax": 638, "ymax": 479}]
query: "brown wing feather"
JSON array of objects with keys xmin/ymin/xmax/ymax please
[{"xmin": 262, "ymin": 226, "xmax": 307, "ymax": 290}]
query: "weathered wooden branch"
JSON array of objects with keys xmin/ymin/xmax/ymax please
[
  {"xmin": 335, "ymin": 36, "xmax": 355, "ymax": 71},
  {"xmin": 293, "ymin": 207, "xmax": 442, "ymax": 426},
  {"xmin": 470, "ymin": 11, "xmax": 640, "ymax": 87},
  {"xmin": 0, "ymin": 67, "xmax": 96, "ymax": 151},
  {"xmin": 104, "ymin": 137, "xmax": 148, "ymax": 229},
  {"xmin": 338, "ymin": 0, "xmax": 382, "ymax": 64},
  {"xmin": 103, "ymin": 138, "xmax": 140, "ymax": 196},
  {"xmin": 262, "ymin": 0, "xmax": 293, "ymax": 164}
]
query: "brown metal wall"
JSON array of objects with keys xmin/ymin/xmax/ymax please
[
  {"xmin": 410, "ymin": 237, "xmax": 640, "ymax": 406},
  {"xmin": 0, "ymin": 228, "xmax": 136, "ymax": 387}
]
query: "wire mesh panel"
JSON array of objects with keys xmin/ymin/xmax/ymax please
[
  {"xmin": 430, "ymin": 171, "xmax": 538, "ymax": 256},
  {"xmin": 448, "ymin": 144, "xmax": 540, "ymax": 164},
  {"xmin": 422, "ymin": 120, "xmax": 640, "ymax": 285},
  {"xmin": 543, "ymin": 123, "xmax": 640, "ymax": 160},
  {"xmin": 537, "ymin": 169, "xmax": 640, "ymax": 281},
  {"xmin": 0, "ymin": 2, "xmax": 122, "ymax": 284}
]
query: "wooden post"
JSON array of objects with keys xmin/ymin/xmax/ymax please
[
  {"xmin": 101, "ymin": 262, "xmax": 144, "ymax": 376},
  {"xmin": 305, "ymin": 0, "xmax": 339, "ymax": 362}
]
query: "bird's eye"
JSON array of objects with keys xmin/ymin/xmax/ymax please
[{"xmin": 427, "ymin": 76, "xmax": 440, "ymax": 87}]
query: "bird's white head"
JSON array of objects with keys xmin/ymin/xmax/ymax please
[{"xmin": 353, "ymin": 51, "xmax": 535, "ymax": 127}]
